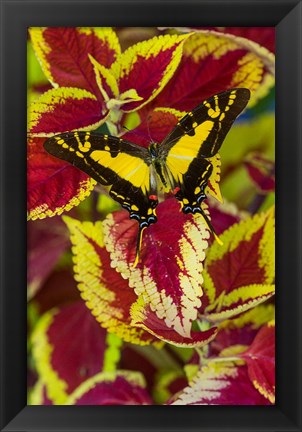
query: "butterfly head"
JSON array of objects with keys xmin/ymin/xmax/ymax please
[{"xmin": 149, "ymin": 142, "xmax": 159, "ymax": 160}]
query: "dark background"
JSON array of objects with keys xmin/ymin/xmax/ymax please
[{"xmin": 0, "ymin": 0, "xmax": 301, "ymax": 431}]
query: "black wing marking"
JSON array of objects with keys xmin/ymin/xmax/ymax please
[
  {"xmin": 44, "ymin": 131, "xmax": 158, "ymax": 265},
  {"xmin": 160, "ymin": 88, "xmax": 251, "ymax": 159},
  {"xmin": 160, "ymin": 88, "xmax": 250, "ymax": 236},
  {"xmin": 44, "ymin": 131, "xmax": 150, "ymax": 185},
  {"xmin": 173, "ymin": 158, "xmax": 218, "ymax": 238}
]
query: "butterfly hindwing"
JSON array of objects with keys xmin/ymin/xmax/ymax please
[{"xmin": 173, "ymin": 158, "xmax": 213, "ymax": 212}]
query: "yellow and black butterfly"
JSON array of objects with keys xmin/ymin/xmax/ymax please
[{"xmin": 44, "ymin": 88, "xmax": 250, "ymax": 266}]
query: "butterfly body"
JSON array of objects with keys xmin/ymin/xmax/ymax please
[{"xmin": 44, "ymin": 88, "xmax": 250, "ymax": 265}]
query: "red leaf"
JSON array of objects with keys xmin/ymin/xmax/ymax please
[
  {"xmin": 209, "ymin": 27, "xmax": 275, "ymax": 53},
  {"xmin": 143, "ymin": 32, "xmax": 273, "ymax": 113},
  {"xmin": 104, "ymin": 198, "xmax": 211, "ymax": 338},
  {"xmin": 31, "ymin": 301, "xmax": 108, "ymax": 404},
  {"xmin": 27, "ymin": 217, "xmax": 70, "ymax": 298},
  {"xmin": 244, "ymin": 153, "xmax": 275, "ymax": 193},
  {"xmin": 33, "ymin": 268, "xmax": 80, "ymax": 314},
  {"xmin": 64, "ymin": 217, "xmax": 159, "ymax": 345},
  {"xmin": 27, "ymin": 137, "xmax": 95, "ymax": 220},
  {"xmin": 28, "ymin": 87, "xmax": 104, "ymax": 135},
  {"xmin": 161, "ymin": 28, "xmax": 275, "ymax": 53},
  {"xmin": 113, "ymin": 34, "xmax": 189, "ymax": 112},
  {"xmin": 208, "ymin": 303, "xmax": 275, "ymax": 357},
  {"xmin": 68, "ymin": 373, "xmax": 152, "ymax": 405},
  {"xmin": 131, "ymin": 301, "xmax": 218, "ymax": 347},
  {"xmin": 210, "ymin": 327, "xmax": 257, "ymax": 357},
  {"xmin": 30, "ymin": 27, "xmax": 120, "ymax": 98},
  {"xmin": 156, "ymin": 50, "xmax": 248, "ymax": 111},
  {"xmin": 122, "ymin": 108, "xmax": 179, "ymax": 148},
  {"xmin": 210, "ymin": 228, "xmax": 266, "ymax": 293},
  {"xmin": 206, "ymin": 210, "xmax": 274, "ymax": 297},
  {"xmin": 170, "ymin": 363, "xmax": 271, "ymax": 405},
  {"xmin": 200, "ymin": 209, "xmax": 275, "ymax": 322},
  {"xmin": 48, "ymin": 302, "xmax": 107, "ymax": 393},
  {"xmin": 241, "ymin": 322, "xmax": 275, "ymax": 403},
  {"xmin": 207, "ymin": 200, "xmax": 243, "ymax": 236}
]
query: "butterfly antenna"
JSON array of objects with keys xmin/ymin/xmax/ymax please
[
  {"xmin": 199, "ymin": 209, "xmax": 223, "ymax": 246},
  {"xmin": 146, "ymin": 115, "xmax": 155, "ymax": 144},
  {"xmin": 133, "ymin": 225, "xmax": 146, "ymax": 267}
]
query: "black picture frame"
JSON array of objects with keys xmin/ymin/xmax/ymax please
[{"xmin": 0, "ymin": 0, "xmax": 301, "ymax": 431}]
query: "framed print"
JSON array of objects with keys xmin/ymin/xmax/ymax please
[{"xmin": 1, "ymin": 0, "xmax": 301, "ymax": 431}]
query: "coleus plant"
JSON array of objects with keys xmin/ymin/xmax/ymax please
[{"xmin": 27, "ymin": 27, "xmax": 275, "ymax": 405}]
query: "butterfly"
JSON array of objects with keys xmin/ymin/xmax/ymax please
[{"xmin": 44, "ymin": 88, "xmax": 250, "ymax": 266}]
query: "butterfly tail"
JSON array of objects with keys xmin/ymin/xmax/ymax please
[
  {"xmin": 199, "ymin": 209, "xmax": 223, "ymax": 246},
  {"xmin": 133, "ymin": 225, "xmax": 146, "ymax": 267}
]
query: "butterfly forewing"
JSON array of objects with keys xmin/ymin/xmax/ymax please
[
  {"xmin": 44, "ymin": 131, "xmax": 158, "ymax": 236},
  {"xmin": 160, "ymin": 88, "xmax": 250, "ymax": 159},
  {"xmin": 159, "ymin": 88, "xmax": 250, "ymax": 217},
  {"xmin": 44, "ymin": 131, "xmax": 150, "ymax": 185}
]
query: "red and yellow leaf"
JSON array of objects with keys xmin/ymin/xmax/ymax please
[
  {"xmin": 29, "ymin": 27, "xmax": 120, "ymax": 96},
  {"xmin": 160, "ymin": 27, "xmax": 275, "ymax": 53},
  {"xmin": 244, "ymin": 153, "xmax": 275, "ymax": 193},
  {"xmin": 63, "ymin": 216, "xmax": 159, "ymax": 346},
  {"xmin": 210, "ymin": 303, "xmax": 275, "ymax": 356},
  {"xmin": 201, "ymin": 207, "xmax": 275, "ymax": 321},
  {"xmin": 123, "ymin": 108, "xmax": 185, "ymax": 148},
  {"xmin": 29, "ymin": 381, "xmax": 54, "ymax": 405},
  {"xmin": 150, "ymin": 31, "xmax": 274, "ymax": 112},
  {"xmin": 28, "ymin": 87, "xmax": 106, "ymax": 136},
  {"xmin": 31, "ymin": 301, "xmax": 108, "ymax": 404},
  {"xmin": 206, "ymin": 27, "xmax": 275, "ymax": 53},
  {"xmin": 89, "ymin": 55, "xmax": 119, "ymax": 102},
  {"xmin": 131, "ymin": 298, "xmax": 218, "ymax": 348},
  {"xmin": 170, "ymin": 362, "xmax": 271, "ymax": 405},
  {"xmin": 103, "ymin": 199, "xmax": 211, "ymax": 339},
  {"xmin": 193, "ymin": 29, "xmax": 275, "ymax": 76},
  {"xmin": 220, "ymin": 113, "xmax": 275, "ymax": 175},
  {"xmin": 240, "ymin": 321, "xmax": 275, "ymax": 403},
  {"xmin": 65, "ymin": 371, "xmax": 152, "ymax": 405},
  {"xmin": 207, "ymin": 199, "xmax": 246, "ymax": 236},
  {"xmin": 27, "ymin": 137, "xmax": 95, "ymax": 220},
  {"xmin": 110, "ymin": 33, "xmax": 190, "ymax": 112},
  {"xmin": 218, "ymin": 112, "xmax": 275, "ymax": 206},
  {"xmin": 153, "ymin": 370, "xmax": 187, "ymax": 404}
]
